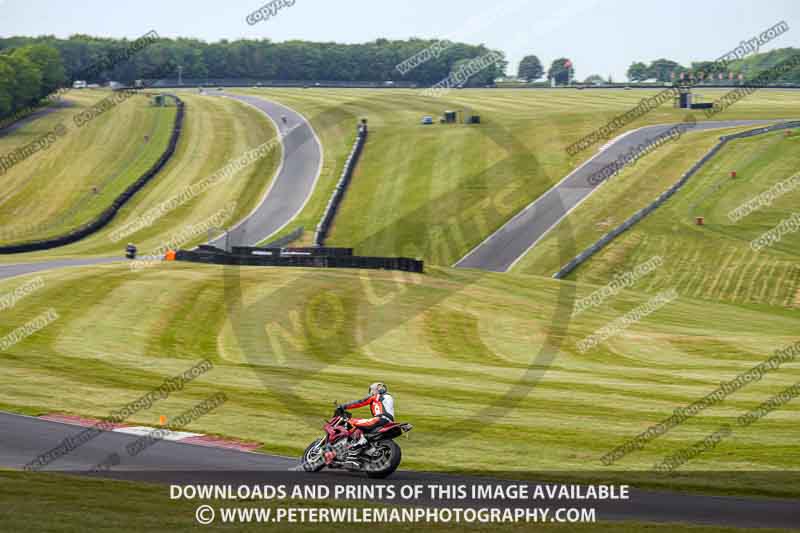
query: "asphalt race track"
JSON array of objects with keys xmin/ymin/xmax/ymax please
[
  {"xmin": 0, "ymin": 98, "xmax": 74, "ymax": 137},
  {"xmin": 0, "ymin": 93, "xmax": 323, "ymax": 282},
  {"xmin": 208, "ymin": 93, "xmax": 323, "ymax": 248},
  {"xmin": 0, "ymin": 256, "xmax": 121, "ymax": 281},
  {"xmin": 454, "ymin": 119, "xmax": 793, "ymax": 272},
  {"xmin": 0, "ymin": 412, "xmax": 296, "ymax": 472},
  {"xmin": 1, "ymin": 411, "xmax": 798, "ymax": 528}
]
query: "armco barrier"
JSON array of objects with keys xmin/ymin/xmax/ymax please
[
  {"xmin": 175, "ymin": 249, "xmax": 423, "ymax": 273},
  {"xmin": 0, "ymin": 94, "xmax": 185, "ymax": 254},
  {"xmin": 314, "ymin": 123, "xmax": 368, "ymax": 246},
  {"xmin": 553, "ymin": 120, "xmax": 800, "ymax": 279}
]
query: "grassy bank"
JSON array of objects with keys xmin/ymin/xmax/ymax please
[
  {"xmin": 0, "ymin": 90, "xmax": 176, "ymax": 243},
  {"xmin": 0, "ymin": 92, "xmax": 280, "ymax": 262},
  {"xmin": 523, "ymin": 129, "xmax": 800, "ymax": 308},
  {"xmin": 230, "ymin": 88, "xmax": 800, "ymax": 265},
  {"xmin": 0, "ymin": 263, "xmax": 797, "ymax": 495}
]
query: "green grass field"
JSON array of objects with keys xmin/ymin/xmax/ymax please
[
  {"xmin": 1, "ymin": 262, "xmax": 798, "ymax": 496},
  {"xmin": 4, "ymin": 471, "xmax": 789, "ymax": 533},
  {"xmin": 0, "ymin": 90, "xmax": 177, "ymax": 243},
  {"xmin": 1, "ymin": 89, "xmax": 799, "ymax": 504},
  {"xmin": 521, "ymin": 128, "xmax": 800, "ymax": 308},
  {"xmin": 0, "ymin": 91, "xmax": 280, "ymax": 262},
  {"xmin": 3, "ymin": 88, "xmax": 799, "ymax": 266},
  {"xmin": 229, "ymin": 88, "xmax": 800, "ymax": 265}
]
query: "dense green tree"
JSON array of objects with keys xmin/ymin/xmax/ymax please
[
  {"xmin": 13, "ymin": 44, "xmax": 65, "ymax": 97},
  {"xmin": 0, "ymin": 43, "xmax": 66, "ymax": 124},
  {"xmin": 517, "ymin": 54, "xmax": 543, "ymax": 81},
  {"xmin": 448, "ymin": 53, "xmax": 505, "ymax": 87},
  {"xmin": 547, "ymin": 57, "xmax": 573, "ymax": 85},
  {"xmin": 3, "ymin": 54, "xmax": 42, "ymax": 109},
  {"xmin": 0, "ymin": 35, "xmax": 507, "ymax": 86},
  {"xmin": 0, "ymin": 60, "xmax": 14, "ymax": 117},
  {"xmin": 729, "ymin": 47, "xmax": 800, "ymax": 82},
  {"xmin": 626, "ymin": 61, "xmax": 648, "ymax": 81},
  {"xmin": 648, "ymin": 58, "xmax": 682, "ymax": 82}
]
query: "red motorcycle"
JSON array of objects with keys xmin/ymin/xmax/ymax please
[{"xmin": 300, "ymin": 406, "xmax": 412, "ymax": 478}]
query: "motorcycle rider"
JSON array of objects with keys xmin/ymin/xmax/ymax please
[{"xmin": 338, "ymin": 382, "xmax": 394, "ymax": 449}]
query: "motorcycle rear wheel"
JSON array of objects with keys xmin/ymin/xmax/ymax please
[{"xmin": 365, "ymin": 440, "xmax": 402, "ymax": 479}]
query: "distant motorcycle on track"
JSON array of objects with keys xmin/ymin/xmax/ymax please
[{"xmin": 299, "ymin": 405, "xmax": 412, "ymax": 478}]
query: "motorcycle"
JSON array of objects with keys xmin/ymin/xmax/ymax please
[{"xmin": 300, "ymin": 405, "xmax": 412, "ymax": 478}]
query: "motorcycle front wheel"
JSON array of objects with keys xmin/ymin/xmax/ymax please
[
  {"xmin": 365, "ymin": 440, "xmax": 402, "ymax": 479},
  {"xmin": 301, "ymin": 437, "xmax": 325, "ymax": 472}
]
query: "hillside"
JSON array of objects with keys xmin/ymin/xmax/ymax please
[
  {"xmin": 1, "ymin": 262, "xmax": 797, "ymax": 495},
  {"xmin": 237, "ymin": 88, "xmax": 800, "ymax": 266},
  {"xmin": 547, "ymin": 129, "xmax": 800, "ymax": 308},
  {"xmin": 0, "ymin": 90, "xmax": 176, "ymax": 243},
  {"xmin": 0, "ymin": 92, "xmax": 280, "ymax": 262}
]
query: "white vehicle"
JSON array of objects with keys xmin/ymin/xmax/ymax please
[{"xmin": 72, "ymin": 80, "xmax": 88, "ymax": 89}]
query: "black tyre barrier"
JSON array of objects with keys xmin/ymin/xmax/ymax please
[
  {"xmin": 313, "ymin": 123, "xmax": 368, "ymax": 246},
  {"xmin": 175, "ymin": 248, "xmax": 423, "ymax": 273},
  {"xmin": 553, "ymin": 120, "xmax": 800, "ymax": 279},
  {"xmin": 231, "ymin": 246, "xmax": 353, "ymax": 257},
  {"xmin": 0, "ymin": 94, "xmax": 185, "ymax": 254}
]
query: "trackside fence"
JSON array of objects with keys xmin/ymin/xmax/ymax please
[
  {"xmin": 313, "ymin": 123, "xmax": 368, "ymax": 246},
  {"xmin": 0, "ymin": 94, "xmax": 185, "ymax": 254},
  {"xmin": 553, "ymin": 120, "xmax": 800, "ymax": 279}
]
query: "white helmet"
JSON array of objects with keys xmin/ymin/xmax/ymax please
[{"xmin": 369, "ymin": 382, "xmax": 387, "ymax": 395}]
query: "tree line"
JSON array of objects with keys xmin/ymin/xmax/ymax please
[
  {"xmin": 0, "ymin": 35, "xmax": 506, "ymax": 86},
  {"xmin": 0, "ymin": 43, "xmax": 65, "ymax": 124},
  {"xmin": 0, "ymin": 35, "xmax": 509, "ymax": 124},
  {"xmin": 517, "ymin": 55, "xmax": 574, "ymax": 84},
  {"xmin": 626, "ymin": 49, "xmax": 800, "ymax": 82},
  {"xmin": 516, "ymin": 49, "xmax": 800, "ymax": 85}
]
